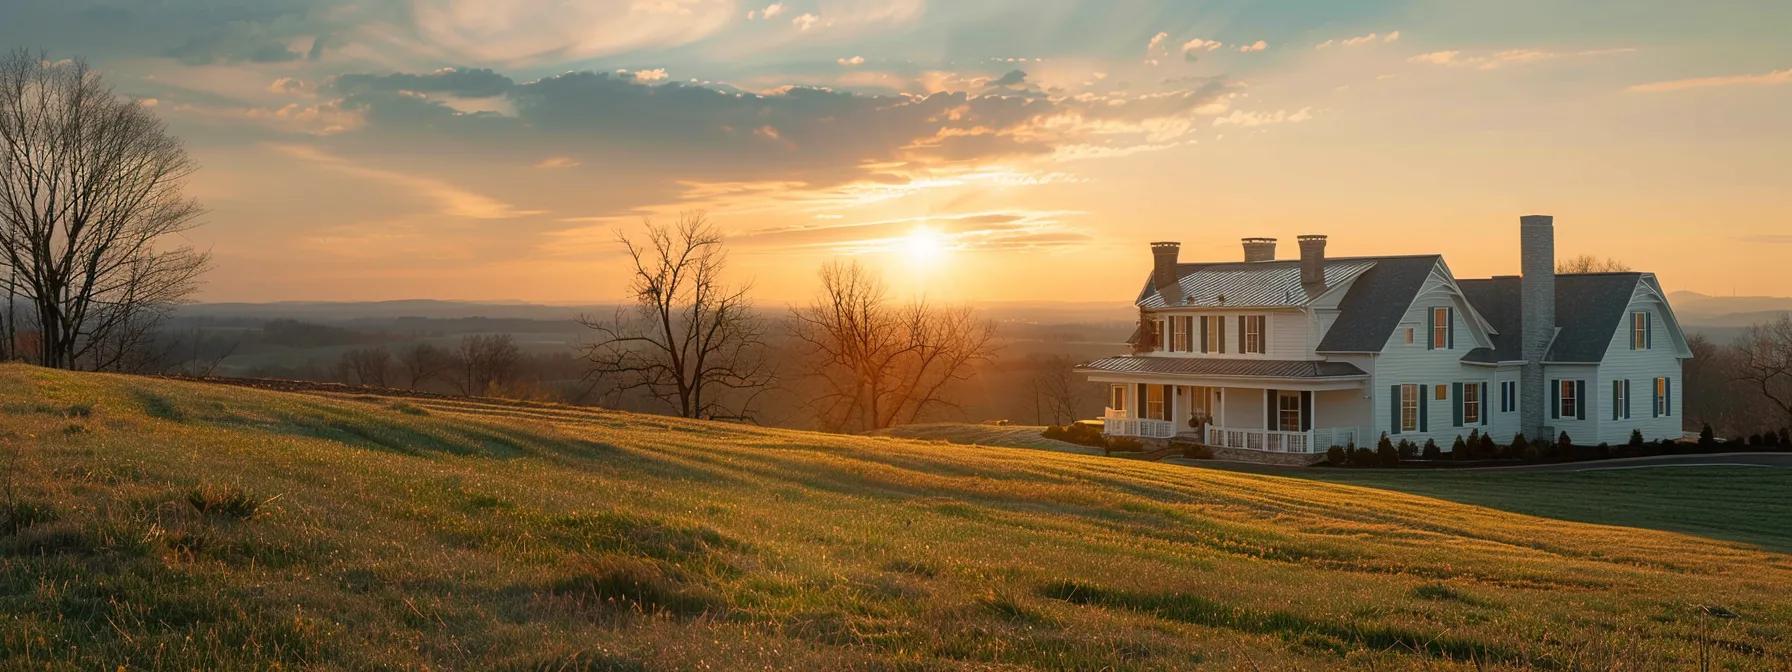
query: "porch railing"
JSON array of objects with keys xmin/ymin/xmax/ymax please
[
  {"xmin": 1101, "ymin": 411, "xmax": 1176, "ymax": 439},
  {"xmin": 1204, "ymin": 425, "xmax": 1362, "ymax": 454}
]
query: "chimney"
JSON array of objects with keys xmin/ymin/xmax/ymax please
[
  {"xmin": 1519, "ymin": 214, "xmax": 1556, "ymax": 439},
  {"xmin": 1242, "ymin": 237, "xmax": 1277, "ymax": 262},
  {"xmin": 1150, "ymin": 241, "xmax": 1183, "ymax": 304},
  {"xmin": 1297, "ymin": 235, "xmax": 1327, "ymax": 286}
]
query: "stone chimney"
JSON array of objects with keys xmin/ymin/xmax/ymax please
[
  {"xmin": 1151, "ymin": 241, "xmax": 1183, "ymax": 304},
  {"xmin": 1297, "ymin": 235, "xmax": 1328, "ymax": 287},
  {"xmin": 1519, "ymin": 214, "xmax": 1556, "ymax": 439},
  {"xmin": 1242, "ymin": 237, "xmax": 1277, "ymax": 262}
]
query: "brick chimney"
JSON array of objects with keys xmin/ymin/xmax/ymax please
[
  {"xmin": 1242, "ymin": 237, "xmax": 1277, "ymax": 262},
  {"xmin": 1519, "ymin": 215, "xmax": 1556, "ymax": 439},
  {"xmin": 1297, "ymin": 235, "xmax": 1327, "ymax": 287},
  {"xmin": 1151, "ymin": 241, "xmax": 1183, "ymax": 305}
]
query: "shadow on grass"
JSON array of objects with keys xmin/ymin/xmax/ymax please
[{"xmin": 1276, "ymin": 467, "xmax": 1792, "ymax": 553}]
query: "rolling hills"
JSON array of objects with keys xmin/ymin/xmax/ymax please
[{"xmin": 0, "ymin": 363, "xmax": 1787, "ymax": 670}]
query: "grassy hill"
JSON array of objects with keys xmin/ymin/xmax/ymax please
[{"xmin": 0, "ymin": 364, "xmax": 1788, "ymax": 670}]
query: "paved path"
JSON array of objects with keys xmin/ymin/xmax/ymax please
[{"xmin": 1165, "ymin": 452, "xmax": 1792, "ymax": 475}]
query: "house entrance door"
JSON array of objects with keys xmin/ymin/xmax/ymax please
[{"xmin": 1185, "ymin": 386, "xmax": 1215, "ymax": 434}]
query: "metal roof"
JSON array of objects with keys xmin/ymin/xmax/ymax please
[
  {"xmin": 1136, "ymin": 259, "xmax": 1379, "ymax": 309},
  {"xmin": 1076, "ymin": 356, "xmax": 1368, "ymax": 379}
]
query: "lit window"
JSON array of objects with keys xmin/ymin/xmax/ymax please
[
  {"xmin": 1432, "ymin": 307, "xmax": 1450, "ymax": 349},
  {"xmin": 1172, "ymin": 316, "xmax": 1192, "ymax": 352},
  {"xmin": 1463, "ymin": 383, "xmax": 1480, "ymax": 424},
  {"xmin": 1632, "ymin": 312, "xmax": 1649, "ymax": 349},
  {"xmin": 1110, "ymin": 385, "xmax": 1126, "ymax": 412},
  {"xmin": 1435, "ymin": 384, "xmax": 1448, "ymax": 401},
  {"xmin": 1204, "ymin": 316, "xmax": 1225, "ymax": 354},
  {"xmin": 1278, "ymin": 391, "xmax": 1302, "ymax": 431},
  {"xmin": 1243, "ymin": 315, "xmax": 1267, "ymax": 354},
  {"xmin": 1400, "ymin": 384, "xmax": 1420, "ymax": 432},
  {"xmin": 1146, "ymin": 385, "xmax": 1165, "ymax": 420},
  {"xmin": 1655, "ymin": 378, "xmax": 1669, "ymax": 416},
  {"xmin": 1560, "ymin": 380, "xmax": 1578, "ymax": 419},
  {"xmin": 1402, "ymin": 326, "xmax": 1415, "ymax": 345}
]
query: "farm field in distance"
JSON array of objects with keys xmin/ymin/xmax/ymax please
[{"xmin": 0, "ymin": 364, "xmax": 1787, "ymax": 670}]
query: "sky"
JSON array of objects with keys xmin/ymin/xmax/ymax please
[{"xmin": 6, "ymin": 0, "xmax": 1789, "ymax": 304}]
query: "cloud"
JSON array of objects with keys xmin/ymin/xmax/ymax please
[
  {"xmin": 631, "ymin": 68, "xmax": 669, "ymax": 82},
  {"xmin": 1408, "ymin": 47, "xmax": 1635, "ymax": 70},
  {"xmin": 406, "ymin": 0, "xmax": 735, "ymax": 66},
  {"xmin": 535, "ymin": 156, "xmax": 581, "ymax": 169},
  {"xmin": 272, "ymin": 143, "xmax": 543, "ymax": 219},
  {"xmin": 1238, "ymin": 40, "xmax": 1268, "ymax": 53},
  {"xmin": 1316, "ymin": 31, "xmax": 1398, "ymax": 49},
  {"xmin": 747, "ymin": 2, "xmax": 786, "ymax": 20},
  {"xmin": 1147, "ymin": 31, "xmax": 1169, "ymax": 54},
  {"xmin": 792, "ymin": 13, "xmax": 822, "ymax": 31},
  {"xmin": 1627, "ymin": 67, "xmax": 1792, "ymax": 93},
  {"xmin": 732, "ymin": 210, "xmax": 1090, "ymax": 253},
  {"xmin": 989, "ymin": 69, "xmax": 1028, "ymax": 88},
  {"xmin": 1181, "ymin": 38, "xmax": 1223, "ymax": 61},
  {"xmin": 166, "ymin": 21, "xmax": 305, "ymax": 65},
  {"xmin": 837, "ymin": 55, "xmax": 866, "ymax": 66},
  {"xmin": 269, "ymin": 77, "xmax": 312, "ymax": 96},
  {"xmin": 334, "ymin": 67, "xmax": 515, "ymax": 98},
  {"xmin": 1212, "ymin": 107, "xmax": 1312, "ymax": 127}
]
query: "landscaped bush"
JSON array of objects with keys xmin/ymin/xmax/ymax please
[
  {"xmin": 1450, "ymin": 435, "xmax": 1468, "ymax": 458},
  {"xmin": 1506, "ymin": 433, "xmax": 1528, "ymax": 460},
  {"xmin": 1478, "ymin": 432, "xmax": 1498, "ymax": 458},
  {"xmin": 1418, "ymin": 439, "xmax": 1439, "ymax": 460},
  {"xmin": 1375, "ymin": 441, "xmax": 1400, "ymax": 467},
  {"xmin": 1326, "ymin": 445, "xmax": 1347, "ymax": 466},
  {"xmin": 1042, "ymin": 423, "xmax": 1107, "ymax": 448},
  {"xmin": 1350, "ymin": 446, "xmax": 1376, "ymax": 467},
  {"xmin": 1105, "ymin": 436, "xmax": 1145, "ymax": 453},
  {"xmin": 1398, "ymin": 439, "xmax": 1418, "ymax": 461}
]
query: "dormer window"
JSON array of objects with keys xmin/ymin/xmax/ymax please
[{"xmin": 1631, "ymin": 311, "xmax": 1651, "ymax": 350}]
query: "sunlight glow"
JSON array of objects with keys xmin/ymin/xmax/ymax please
[{"xmin": 900, "ymin": 226, "xmax": 950, "ymax": 270}]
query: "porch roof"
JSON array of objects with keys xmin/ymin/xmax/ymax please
[{"xmin": 1075, "ymin": 356, "xmax": 1367, "ymax": 379}]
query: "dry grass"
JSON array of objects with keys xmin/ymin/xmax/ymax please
[{"xmin": 0, "ymin": 363, "xmax": 1787, "ymax": 670}]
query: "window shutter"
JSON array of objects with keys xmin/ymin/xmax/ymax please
[
  {"xmin": 1612, "ymin": 381, "xmax": 1621, "ymax": 421},
  {"xmin": 1480, "ymin": 382, "xmax": 1490, "ymax": 425},
  {"xmin": 1419, "ymin": 388, "xmax": 1429, "ymax": 432},
  {"xmin": 1260, "ymin": 316, "xmax": 1268, "ymax": 354},
  {"xmin": 1219, "ymin": 317, "xmax": 1227, "ymax": 353},
  {"xmin": 1646, "ymin": 314, "xmax": 1654, "ymax": 349},
  {"xmin": 1664, "ymin": 378, "xmax": 1672, "ymax": 417},
  {"xmin": 1390, "ymin": 385, "xmax": 1402, "ymax": 434},
  {"xmin": 1238, "ymin": 316, "xmax": 1246, "ymax": 353},
  {"xmin": 1199, "ymin": 316, "xmax": 1209, "ymax": 353},
  {"xmin": 1163, "ymin": 385, "xmax": 1174, "ymax": 421},
  {"xmin": 1137, "ymin": 383, "xmax": 1146, "ymax": 416},
  {"xmin": 1551, "ymin": 380, "xmax": 1560, "ymax": 419},
  {"xmin": 1447, "ymin": 307, "xmax": 1456, "ymax": 349},
  {"xmin": 1576, "ymin": 380, "xmax": 1587, "ymax": 420},
  {"xmin": 1301, "ymin": 391, "xmax": 1313, "ymax": 432},
  {"xmin": 1624, "ymin": 379, "xmax": 1632, "ymax": 419},
  {"xmin": 1452, "ymin": 382, "xmax": 1464, "ymax": 427},
  {"xmin": 1427, "ymin": 312, "xmax": 1436, "ymax": 351},
  {"xmin": 1264, "ymin": 389, "xmax": 1276, "ymax": 430}
]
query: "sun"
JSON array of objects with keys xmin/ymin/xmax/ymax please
[{"xmin": 900, "ymin": 226, "xmax": 950, "ymax": 269}]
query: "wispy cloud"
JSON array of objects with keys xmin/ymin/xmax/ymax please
[
  {"xmin": 1316, "ymin": 31, "xmax": 1399, "ymax": 49},
  {"xmin": 1237, "ymin": 40, "xmax": 1268, "ymax": 53},
  {"xmin": 272, "ymin": 143, "xmax": 543, "ymax": 220},
  {"xmin": 1212, "ymin": 107, "xmax": 1312, "ymax": 127},
  {"xmin": 746, "ymin": 2, "xmax": 785, "ymax": 20},
  {"xmin": 1627, "ymin": 67, "xmax": 1792, "ymax": 93},
  {"xmin": 1181, "ymin": 38, "xmax": 1223, "ymax": 61},
  {"xmin": 836, "ymin": 55, "xmax": 865, "ymax": 66},
  {"xmin": 1409, "ymin": 48, "xmax": 1635, "ymax": 70}
]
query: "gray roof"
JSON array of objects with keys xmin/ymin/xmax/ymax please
[
  {"xmin": 1457, "ymin": 273, "xmax": 1644, "ymax": 363},
  {"xmin": 1076, "ymin": 356, "xmax": 1368, "ymax": 379},
  {"xmin": 1313, "ymin": 256, "xmax": 1444, "ymax": 353},
  {"xmin": 1137, "ymin": 259, "xmax": 1378, "ymax": 309}
]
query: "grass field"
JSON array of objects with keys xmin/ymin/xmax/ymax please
[
  {"xmin": 1, "ymin": 363, "xmax": 1788, "ymax": 670},
  {"xmin": 867, "ymin": 423, "xmax": 1103, "ymax": 455}
]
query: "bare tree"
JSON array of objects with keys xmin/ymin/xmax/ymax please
[
  {"xmin": 789, "ymin": 260, "xmax": 998, "ymax": 431},
  {"xmin": 1735, "ymin": 315, "xmax": 1792, "ymax": 425},
  {"xmin": 1556, "ymin": 255, "xmax": 1631, "ymax": 274},
  {"xmin": 452, "ymin": 334, "xmax": 520, "ymax": 396},
  {"xmin": 1028, "ymin": 353, "xmax": 1085, "ymax": 426},
  {"xmin": 337, "ymin": 346, "xmax": 392, "ymax": 387},
  {"xmin": 0, "ymin": 51, "xmax": 208, "ymax": 370},
  {"xmin": 397, "ymin": 342, "xmax": 448, "ymax": 390},
  {"xmin": 580, "ymin": 213, "xmax": 773, "ymax": 420}
]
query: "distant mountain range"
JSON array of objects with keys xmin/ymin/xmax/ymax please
[{"xmin": 1667, "ymin": 291, "xmax": 1792, "ymax": 327}]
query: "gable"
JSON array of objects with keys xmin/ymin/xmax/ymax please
[{"xmin": 1314, "ymin": 255, "xmax": 1445, "ymax": 352}]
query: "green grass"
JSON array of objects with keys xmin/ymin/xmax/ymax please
[
  {"xmin": 1, "ymin": 363, "xmax": 1788, "ymax": 670},
  {"xmin": 868, "ymin": 422, "xmax": 1103, "ymax": 455}
]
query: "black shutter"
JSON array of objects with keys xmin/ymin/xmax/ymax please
[
  {"xmin": 1199, "ymin": 316, "xmax": 1208, "ymax": 353},
  {"xmin": 1551, "ymin": 380, "xmax": 1560, "ymax": 420},
  {"xmin": 1300, "ymin": 391, "xmax": 1313, "ymax": 432},
  {"xmin": 1452, "ymin": 382, "xmax": 1464, "ymax": 427},
  {"xmin": 1390, "ymin": 385, "xmax": 1402, "ymax": 434},
  {"xmin": 1419, "ymin": 387, "xmax": 1429, "ymax": 432},
  {"xmin": 1575, "ymin": 380, "xmax": 1587, "ymax": 420},
  {"xmin": 1265, "ymin": 389, "xmax": 1276, "ymax": 430},
  {"xmin": 1480, "ymin": 382, "xmax": 1489, "ymax": 425},
  {"xmin": 1427, "ymin": 311, "xmax": 1436, "ymax": 351},
  {"xmin": 1447, "ymin": 307, "xmax": 1456, "ymax": 349},
  {"xmin": 1624, "ymin": 379, "xmax": 1632, "ymax": 419}
]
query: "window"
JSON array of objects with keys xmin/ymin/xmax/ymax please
[
  {"xmin": 1110, "ymin": 385, "xmax": 1126, "ymax": 412},
  {"xmin": 1632, "ymin": 312, "xmax": 1650, "ymax": 350},
  {"xmin": 1435, "ymin": 384, "xmax": 1448, "ymax": 401},
  {"xmin": 1172, "ymin": 316, "xmax": 1192, "ymax": 352},
  {"xmin": 1501, "ymin": 381, "xmax": 1517, "ymax": 413},
  {"xmin": 1146, "ymin": 385, "xmax": 1165, "ymax": 420},
  {"xmin": 1242, "ymin": 315, "xmax": 1267, "ymax": 354},
  {"xmin": 1400, "ymin": 384, "xmax": 1421, "ymax": 432},
  {"xmin": 1402, "ymin": 326, "xmax": 1416, "ymax": 345},
  {"xmin": 1654, "ymin": 377, "xmax": 1671, "ymax": 417},
  {"xmin": 1613, "ymin": 380, "xmax": 1627, "ymax": 421},
  {"xmin": 1147, "ymin": 319, "xmax": 1162, "ymax": 350},
  {"xmin": 1559, "ymin": 380, "xmax": 1578, "ymax": 419},
  {"xmin": 1463, "ymin": 383, "xmax": 1481, "ymax": 424},
  {"xmin": 1431, "ymin": 307, "xmax": 1450, "ymax": 350},
  {"xmin": 1203, "ymin": 316, "xmax": 1225, "ymax": 354},
  {"xmin": 1277, "ymin": 391, "xmax": 1302, "ymax": 432}
]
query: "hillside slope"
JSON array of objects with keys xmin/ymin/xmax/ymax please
[{"xmin": 0, "ymin": 364, "xmax": 1787, "ymax": 670}]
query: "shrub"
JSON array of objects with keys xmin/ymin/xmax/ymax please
[
  {"xmin": 1465, "ymin": 429, "xmax": 1481, "ymax": 456},
  {"xmin": 1629, "ymin": 429, "xmax": 1646, "ymax": 449},
  {"xmin": 1478, "ymin": 432, "xmax": 1497, "ymax": 458},
  {"xmin": 1507, "ymin": 433, "xmax": 1528, "ymax": 460},
  {"xmin": 1044, "ymin": 423, "xmax": 1110, "ymax": 449},
  {"xmin": 1423, "ymin": 439, "xmax": 1439, "ymax": 460},
  {"xmin": 1181, "ymin": 443, "xmax": 1214, "ymax": 460},
  {"xmin": 1557, "ymin": 432, "xmax": 1575, "ymax": 458},
  {"xmin": 1376, "ymin": 441, "xmax": 1400, "ymax": 467},
  {"xmin": 1781, "ymin": 428, "xmax": 1792, "ymax": 450},
  {"xmin": 1350, "ymin": 446, "xmax": 1376, "ymax": 467},
  {"xmin": 1378, "ymin": 433, "xmax": 1395, "ymax": 452},
  {"xmin": 187, "ymin": 484, "xmax": 260, "ymax": 519},
  {"xmin": 1397, "ymin": 440, "xmax": 1418, "ymax": 460},
  {"xmin": 1326, "ymin": 445, "xmax": 1347, "ymax": 466},
  {"xmin": 1698, "ymin": 424, "xmax": 1716, "ymax": 449},
  {"xmin": 1418, "ymin": 439, "xmax": 1438, "ymax": 460},
  {"xmin": 1450, "ymin": 436, "xmax": 1467, "ymax": 457},
  {"xmin": 1104, "ymin": 436, "xmax": 1145, "ymax": 453}
]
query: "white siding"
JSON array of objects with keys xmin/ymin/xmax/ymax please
[
  {"xmin": 1366, "ymin": 272, "xmax": 1505, "ymax": 451},
  {"xmin": 1589, "ymin": 292, "xmax": 1685, "ymax": 443},
  {"xmin": 1541, "ymin": 364, "xmax": 1599, "ymax": 444},
  {"xmin": 1142, "ymin": 309, "xmax": 1316, "ymax": 360}
]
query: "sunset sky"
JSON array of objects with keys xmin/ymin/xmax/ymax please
[{"xmin": 7, "ymin": 0, "xmax": 1788, "ymax": 303}]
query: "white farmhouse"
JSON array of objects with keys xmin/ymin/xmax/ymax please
[{"xmin": 1077, "ymin": 215, "xmax": 1691, "ymax": 464}]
